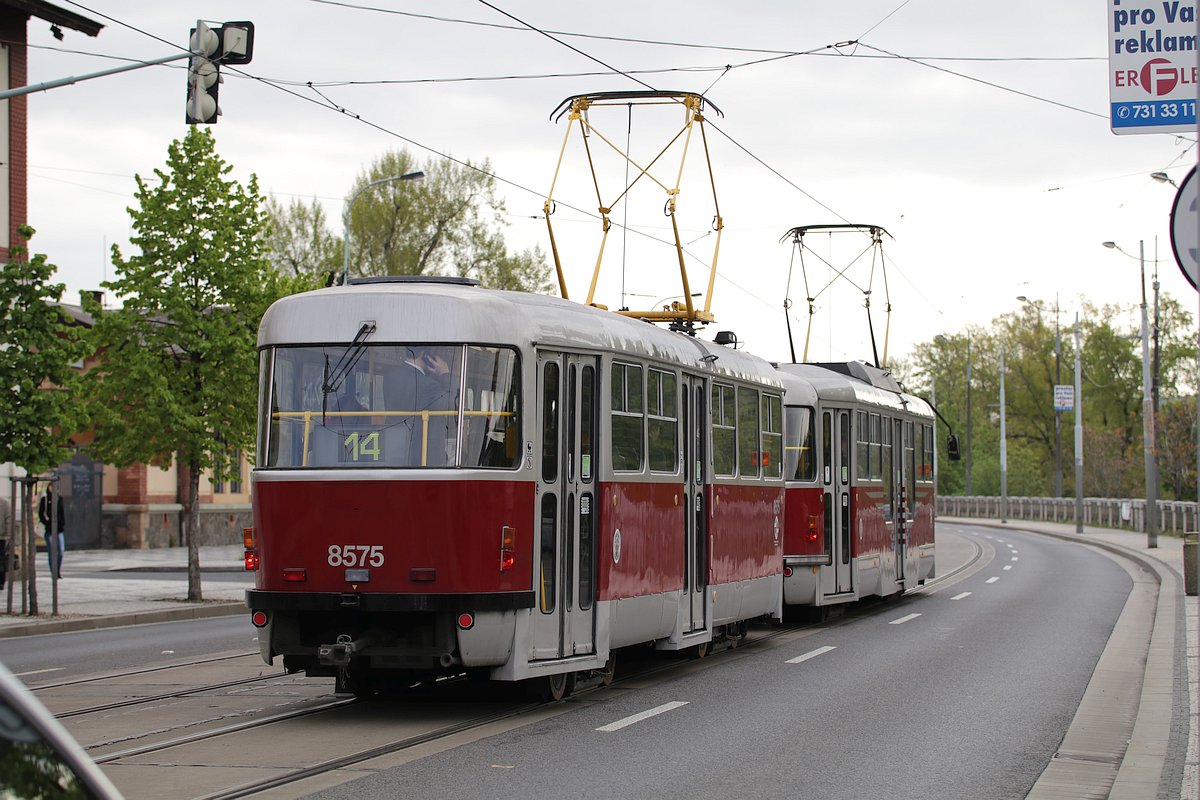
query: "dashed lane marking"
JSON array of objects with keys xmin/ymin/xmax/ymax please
[
  {"xmin": 786, "ymin": 645, "xmax": 837, "ymax": 664},
  {"xmin": 596, "ymin": 701, "xmax": 689, "ymax": 732},
  {"xmin": 14, "ymin": 668, "xmax": 63, "ymax": 677},
  {"xmin": 951, "ymin": 592, "xmax": 972, "ymax": 600},
  {"xmin": 986, "ymin": 577, "xmax": 1000, "ymax": 584},
  {"xmin": 890, "ymin": 613, "xmax": 922, "ymax": 625}
]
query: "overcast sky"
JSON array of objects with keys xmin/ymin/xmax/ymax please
[{"xmin": 21, "ymin": 0, "xmax": 1198, "ymax": 368}]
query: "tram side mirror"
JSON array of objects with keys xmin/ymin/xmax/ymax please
[{"xmin": 947, "ymin": 434, "xmax": 962, "ymax": 462}]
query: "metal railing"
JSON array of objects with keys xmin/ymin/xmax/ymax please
[{"xmin": 937, "ymin": 495, "xmax": 1200, "ymax": 534}]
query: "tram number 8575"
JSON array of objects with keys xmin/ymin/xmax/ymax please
[{"xmin": 328, "ymin": 544, "xmax": 385, "ymax": 567}]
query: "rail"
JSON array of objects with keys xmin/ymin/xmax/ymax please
[{"xmin": 937, "ymin": 495, "xmax": 1200, "ymax": 534}]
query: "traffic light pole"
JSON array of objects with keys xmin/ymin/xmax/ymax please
[{"xmin": 0, "ymin": 52, "xmax": 189, "ymax": 101}]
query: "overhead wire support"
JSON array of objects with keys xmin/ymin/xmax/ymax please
[
  {"xmin": 781, "ymin": 224, "xmax": 893, "ymax": 366},
  {"xmin": 543, "ymin": 91, "xmax": 724, "ymax": 330}
]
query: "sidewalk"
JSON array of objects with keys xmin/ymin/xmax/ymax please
[{"xmin": 0, "ymin": 544, "xmax": 249, "ymax": 636}]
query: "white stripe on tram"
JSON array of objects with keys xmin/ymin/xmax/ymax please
[
  {"xmin": 596, "ymin": 701, "xmax": 689, "ymax": 732},
  {"xmin": 786, "ymin": 645, "xmax": 837, "ymax": 664},
  {"xmin": 889, "ymin": 613, "xmax": 922, "ymax": 625}
]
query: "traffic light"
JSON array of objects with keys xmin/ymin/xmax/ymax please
[
  {"xmin": 185, "ymin": 21, "xmax": 254, "ymax": 125},
  {"xmin": 185, "ymin": 21, "xmax": 220, "ymax": 124}
]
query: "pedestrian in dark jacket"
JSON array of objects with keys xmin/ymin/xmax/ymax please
[{"xmin": 38, "ymin": 484, "xmax": 65, "ymax": 579}]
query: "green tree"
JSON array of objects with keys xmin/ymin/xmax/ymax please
[
  {"xmin": 0, "ymin": 228, "xmax": 85, "ymax": 474},
  {"xmin": 0, "ymin": 229, "xmax": 85, "ymax": 615},
  {"xmin": 81, "ymin": 128, "xmax": 302, "ymax": 601},
  {"xmin": 263, "ymin": 195, "xmax": 341, "ymax": 283},
  {"xmin": 344, "ymin": 149, "xmax": 552, "ymax": 291}
]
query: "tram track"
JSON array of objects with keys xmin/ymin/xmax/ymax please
[
  {"xmin": 193, "ymin": 699, "xmax": 545, "ymax": 800},
  {"xmin": 66, "ymin": 530, "xmax": 988, "ymax": 799}
]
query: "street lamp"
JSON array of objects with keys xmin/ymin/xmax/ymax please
[
  {"xmin": 1150, "ymin": 171, "xmax": 1178, "ymax": 188},
  {"xmin": 999, "ymin": 345, "xmax": 1008, "ymax": 523},
  {"xmin": 341, "ymin": 170, "xmax": 425, "ymax": 285},
  {"xmin": 1102, "ymin": 240, "xmax": 1158, "ymax": 548}
]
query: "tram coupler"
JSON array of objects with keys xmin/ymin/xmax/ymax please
[{"xmin": 318, "ymin": 633, "xmax": 369, "ymax": 667}]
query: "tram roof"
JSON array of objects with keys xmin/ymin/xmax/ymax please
[
  {"xmin": 259, "ymin": 278, "xmax": 781, "ymax": 387},
  {"xmin": 776, "ymin": 362, "xmax": 932, "ymax": 418}
]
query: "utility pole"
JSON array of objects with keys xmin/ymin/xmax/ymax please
[
  {"xmin": 1074, "ymin": 314, "xmax": 1084, "ymax": 533},
  {"xmin": 1000, "ymin": 346, "xmax": 1008, "ymax": 523},
  {"xmin": 1054, "ymin": 295, "xmax": 1063, "ymax": 497},
  {"xmin": 1138, "ymin": 240, "xmax": 1159, "ymax": 548}
]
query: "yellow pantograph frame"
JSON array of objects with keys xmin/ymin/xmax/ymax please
[{"xmin": 543, "ymin": 91, "xmax": 723, "ymax": 328}]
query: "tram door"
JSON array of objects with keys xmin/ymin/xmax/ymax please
[
  {"xmin": 531, "ymin": 352, "xmax": 598, "ymax": 660},
  {"xmin": 821, "ymin": 408, "xmax": 854, "ymax": 596},
  {"xmin": 681, "ymin": 374, "xmax": 707, "ymax": 634}
]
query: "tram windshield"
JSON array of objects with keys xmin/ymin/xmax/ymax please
[{"xmin": 260, "ymin": 344, "xmax": 521, "ymax": 469}]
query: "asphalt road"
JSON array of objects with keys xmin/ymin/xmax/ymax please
[
  {"xmin": 306, "ymin": 525, "xmax": 1132, "ymax": 800},
  {"xmin": 0, "ymin": 615, "xmax": 256, "ymax": 680}
]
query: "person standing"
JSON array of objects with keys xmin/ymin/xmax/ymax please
[{"xmin": 38, "ymin": 484, "xmax": 65, "ymax": 579}]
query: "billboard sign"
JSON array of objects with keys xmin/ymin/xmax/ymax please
[{"xmin": 1108, "ymin": 0, "xmax": 1197, "ymax": 134}]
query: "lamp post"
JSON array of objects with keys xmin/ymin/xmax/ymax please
[
  {"xmin": 1074, "ymin": 313, "xmax": 1083, "ymax": 533},
  {"xmin": 999, "ymin": 345, "xmax": 1008, "ymax": 523},
  {"xmin": 341, "ymin": 170, "xmax": 425, "ymax": 285},
  {"xmin": 1102, "ymin": 240, "xmax": 1158, "ymax": 547}
]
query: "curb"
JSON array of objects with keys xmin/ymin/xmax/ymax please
[{"xmin": 0, "ymin": 601, "xmax": 245, "ymax": 638}]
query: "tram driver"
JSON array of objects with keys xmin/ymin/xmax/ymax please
[{"xmin": 386, "ymin": 346, "xmax": 458, "ymax": 466}]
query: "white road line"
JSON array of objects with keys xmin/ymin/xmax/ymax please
[
  {"xmin": 1011, "ymin": 549, "xmax": 1019, "ymax": 554},
  {"xmin": 596, "ymin": 701, "xmax": 689, "ymax": 732},
  {"xmin": 986, "ymin": 577, "xmax": 1000, "ymax": 584},
  {"xmin": 14, "ymin": 668, "xmax": 63, "ymax": 677},
  {"xmin": 1003, "ymin": 565, "xmax": 1013, "ymax": 570},
  {"xmin": 951, "ymin": 592, "xmax": 972, "ymax": 600},
  {"xmin": 1011, "ymin": 556, "xmax": 1019, "ymax": 561},
  {"xmin": 890, "ymin": 613, "xmax": 922, "ymax": 625},
  {"xmin": 786, "ymin": 645, "xmax": 837, "ymax": 664}
]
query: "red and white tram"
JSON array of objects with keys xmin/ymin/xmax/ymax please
[
  {"xmin": 245, "ymin": 276, "xmax": 785, "ymax": 697},
  {"xmin": 776, "ymin": 362, "xmax": 937, "ymax": 610}
]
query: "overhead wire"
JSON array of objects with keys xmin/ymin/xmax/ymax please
[{"xmin": 52, "ymin": 0, "xmax": 1169, "ymax": 341}]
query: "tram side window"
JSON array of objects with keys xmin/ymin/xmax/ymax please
[
  {"xmin": 869, "ymin": 413, "xmax": 882, "ymax": 480},
  {"xmin": 647, "ymin": 368, "xmax": 679, "ymax": 473},
  {"xmin": 785, "ymin": 406, "xmax": 817, "ymax": 482},
  {"xmin": 761, "ymin": 394, "xmax": 782, "ymax": 479},
  {"xmin": 711, "ymin": 384, "xmax": 736, "ymax": 477},
  {"xmin": 611, "ymin": 362, "xmax": 644, "ymax": 472},
  {"xmin": 921, "ymin": 424, "xmax": 935, "ymax": 482},
  {"xmin": 737, "ymin": 387, "xmax": 760, "ymax": 478},
  {"xmin": 855, "ymin": 411, "xmax": 870, "ymax": 480}
]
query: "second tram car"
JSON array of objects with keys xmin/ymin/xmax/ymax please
[
  {"xmin": 777, "ymin": 362, "xmax": 937, "ymax": 609},
  {"xmin": 245, "ymin": 277, "xmax": 786, "ymax": 698}
]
